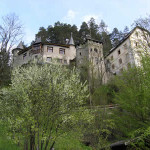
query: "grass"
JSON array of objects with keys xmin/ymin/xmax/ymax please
[
  {"xmin": 54, "ymin": 132, "xmax": 92, "ymax": 150},
  {"xmin": 0, "ymin": 121, "xmax": 21, "ymax": 150}
]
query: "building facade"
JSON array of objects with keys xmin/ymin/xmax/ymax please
[
  {"xmin": 12, "ymin": 34, "xmax": 76, "ymax": 67},
  {"xmin": 105, "ymin": 26, "xmax": 150, "ymax": 80},
  {"xmin": 12, "ymin": 26, "xmax": 150, "ymax": 83}
]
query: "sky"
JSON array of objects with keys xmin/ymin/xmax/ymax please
[{"xmin": 0, "ymin": 0, "xmax": 150, "ymax": 45}]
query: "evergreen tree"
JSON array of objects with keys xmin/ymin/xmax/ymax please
[
  {"xmin": 99, "ymin": 20, "xmax": 112, "ymax": 55},
  {"xmin": 110, "ymin": 28, "xmax": 122, "ymax": 47},
  {"xmin": 79, "ymin": 22, "xmax": 90, "ymax": 42}
]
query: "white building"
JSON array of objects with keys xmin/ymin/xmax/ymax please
[
  {"xmin": 105, "ymin": 26, "xmax": 150, "ymax": 79},
  {"xmin": 12, "ymin": 34, "xmax": 76, "ymax": 67}
]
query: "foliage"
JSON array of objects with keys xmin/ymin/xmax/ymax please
[
  {"xmin": 127, "ymin": 127, "xmax": 150, "ymax": 150},
  {"xmin": 54, "ymin": 132, "xmax": 92, "ymax": 150},
  {"xmin": 83, "ymin": 109, "xmax": 115, "ymax": 149},
  {"xmin": 92, "ymin": 83, "xmax": 116, "ymax": 105},
  {"xmin": 0, "ymin": 121, "xmax": 21, "ymax": 150},
  {"xmin": 113, "ymin": 55, "xmax": 150, "ymax": 138},
  {"xmin": 0, "ymin": 63, "xmax": 91, "ymax": 150}
]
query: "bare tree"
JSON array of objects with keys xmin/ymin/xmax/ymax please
[
  {"xmin": 0, "ymin": 13, "xmax": 23, "ymax": 87},
  {"xmin": 0, "ymin": 13, "xmax": 23, "ymax": 51}
]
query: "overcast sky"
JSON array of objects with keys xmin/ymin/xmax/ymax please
[{"xmin": 0, "ymin": 0, "xmax": 150, "ymax": 45}]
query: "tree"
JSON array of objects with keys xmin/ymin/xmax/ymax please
[
  {"xmin": 88, "ymin": 18, "xmax": 100, "ymax": 40},
  {"xmin": 0, "ymin": 13, "xmax": 23, "ymax": 87},
  {"xmin": 0, "ymin": 63, "xmax": 90, "ymax": 150},
  {"xmin": 132, "ymin": 15, "xmax": 150, "ymax": 32},
  {"xmin": 113, "ymin": 55, "xmax": 150, "ymax": 137},
  {"xmin": 110, "ymin": 27, "xmax": 124, "ymax": 47},
  {"xmin": 99, "ymin": 20, "xmax": 112, "ymax": 55},
  {"xmin": 123, "ymin": 26, "xmax": 129, "ymax": 36},
  {"xmin": 79, "ymin": 22, "xmax": 90, "ymax": 43}
]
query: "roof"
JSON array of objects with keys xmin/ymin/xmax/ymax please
[
  {"xmin": 17, "ymin": 41, "xmax": 24, "ymax": 49},
  {"xmin": 69, "ymin": 32, "xmax": 75, "ymax": 45},
  {"xmin": 17, "ymin": 42, "xmax": 70, "ymax": 55},
  {"xmin": 105, "ymin": 26, "xmax": 150, "ymax": 57}
]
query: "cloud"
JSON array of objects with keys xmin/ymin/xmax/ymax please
[
  {"xmin": 63, "ymin": 10, "xmax": 78, "ymax": 24},
  {"xmin": 82, "ymin": 14, "xmax": 103, "ymax": 24}
]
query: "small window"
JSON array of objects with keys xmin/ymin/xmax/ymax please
[
  {"xmin": 111, "ymin": 55, "xmax": 113, "ymax": 60},
  {"xmin": 35, "ymin": 55, "xmax": 38, "ymax": 59},
  {"xmin": 64, "ymin": 60, "xmax": 67, "ymax": 64},
  {"xmin": 57, "ymin": 59, "xmax": 63, "ymax": 63},
  {"xmin": 95, "ymin": 57, "xmax": 98, "ymax": 64},
  {"xmin": 94, "ymin": 48, "xmax": 98, "ymax": 53},
  {"xmin": 80, "ymin": 52, "xmax": 82, "ymax": 56},
  {"xmin": 120, "ymin": 68, "xmax": 123, "ymax": 72},
  {"xmin": 59, "ymin": 48, "xmax": 65, "ymax": 54},
  {"xmin": 23, "ymin": 52, "xmax": 27, "ymax": 59},
  {"xmin": 90, "ymin": 48, "xmax": 92, "ymax": 52},
  {"xmin": 47, "ymin": 46, "xmax": 53, "ymax": 53},
  {"xmin": 118, "ymin": 50, "xmax": 121, "ymax": 55},
  {"xmin": 123, "ymin": 44, "xmax": 127, "ymax": 49},
  {"xmin": 135, "ymin": 42, "xmax": 138, "ymax": 47},
  {"xmin": 119, "ymin": 58, "xmax": 122, "ymax": 64},
  {"xmin": 46, "ymin": 57, "xmax": 52, "ymax": 62},
  {"xmin": 112, "ymin": 64, "xmax": 115, "ymax": 69}
]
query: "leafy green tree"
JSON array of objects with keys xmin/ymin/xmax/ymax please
[
  {"xmin": 113, "ymin": 55, "xmax": 150, "ymax": 138},
  {"xmin": 0, "ymin": 63, "xmax": 90, "ymax": 150}
]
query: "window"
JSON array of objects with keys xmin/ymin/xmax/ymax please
[
  {"xmin": 120, "ymin": 68, "xmax": 123, "ymax": 72},
  {"xmin": 64, "ymin": 60, "xmax": 67, "ymax": 64},
  {"xmin": 90, "ymin": 48, "xmax": 92, "ymax": 52},
  {"xmin": 23, "ymin": 52, "xmax": 27, "ymax": 59},
  {"xmin": 112, "ymin": 64, "xmax": 115, "ymax": 69},
  {"xmin": 35, "ymin": 55, "xmax": 38, "ymax": 59},
  {"xmin": 47, "ymin": 46, "xmax": 53, "ymax": 53},
  {"xmin": 59, "ymin": 59, "xmax": 63, "ymax": 63},
  {"xmin": 80, "ymin": 52, "xmax": 82, "ymax": 56},
  {"xmin": 119, "ymin": 58, "xmax": 122, "ymax": 64},
  {"xmin": 95, "ymin": 57, "xmax": 98, "ymax": 64},
  {"xmin": 118, "ymin": 49, "xmax": 121, "ymax": 55},
  {"xmin": 135, "ymin": 42, "xmax": 138, "ymax": 47},
  {"xmin": 46, "ymin": 57, "xmax": 52, "ymax": 62},
  {"xmin": 111, "ymin": 55, "xmax": 113, "ymax": 60},
  {"xmin": 94, "ymin": 48, "xmax": 98, "ymax": 53},
  {"xmin": 123, "ymin": 44, "xmax": 127, "ymax": 49},
  {"xmin": 59, "ymin": 48, "xmax": 65, "ymax": 54}
]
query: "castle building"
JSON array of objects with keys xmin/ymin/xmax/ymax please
[
  {"xmin": 12, "ymin": 26, "xmax": 150, "ymax": 83},
  {"xmin": 12, "ymin": 34, "xmax": 76, "ymax": 67},
  {"xmin": 105, "ymin": 26, "xmax": 150, "ymax": 79},
  {"xmin": 76, "ymin": 37, "xmax": 107, "ymax": 84}
]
